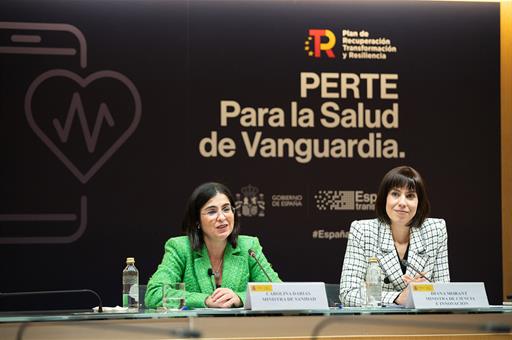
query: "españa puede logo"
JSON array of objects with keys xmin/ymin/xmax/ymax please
[{"xmin": 304, "ymin": 29, "xmax": 336, "ymax": 58}]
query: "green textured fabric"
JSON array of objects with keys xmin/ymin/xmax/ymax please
[{"xmin": 145, "ymin": 235, "xmax": 281, "ymax": 309}]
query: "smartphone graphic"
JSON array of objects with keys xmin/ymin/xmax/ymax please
[
  {"xmin": 0, "ymin": 21, "xmax": 88, "ymax": 244},
  {"xmin": 0, "ymin": 21, "xmax": 141, "ymax": 244},
  {"xmin": 0, "ymin": 21, "xmax": 87, "ymax": 67}
]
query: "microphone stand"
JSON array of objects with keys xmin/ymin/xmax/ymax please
[
  {"xmin": 15, "ymin": 320, "xmax": 201, "ymax": 340},
  {"xmin": 310, "ymin": 314, "xmax": 511, "ymax": 340},
  {"xmin": 400, "ymin": 260, "xmax": 431, "ymax": 282},
  {"xmin": 0, "ymin": 289, "xmax": 103, "ymax": 312},
  {"xmin": 248, "ymin": 249, "xmax": 272, "ymax": 282}
]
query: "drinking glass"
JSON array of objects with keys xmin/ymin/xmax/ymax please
[{"xmin": 161, "ymin": 283, "xmax": 186, "ymax": 311}]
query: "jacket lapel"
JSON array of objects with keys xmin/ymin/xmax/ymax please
[
  {"xmin": 221, "ymin": 243, "xmax": 245, "ymax": 290},
  {"xmin": 407, "ymin": 226, "xmax": 430, "ymax": 279},
  {"xmin": 376, "ymin": 222, "xmax": 407, "ymax": 291},
  {"xmin": 194, "ymin": 246, "xmax": 216, "ymax": 293}
]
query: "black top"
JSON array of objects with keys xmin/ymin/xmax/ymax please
[{"xmin": 398, "ymin": 243, "xmax": 410, "ymax": 274}]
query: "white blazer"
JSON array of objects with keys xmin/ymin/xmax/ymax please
[{"xmin": 339, "ymin": 218, "xmax": 450, "ymax": 307}]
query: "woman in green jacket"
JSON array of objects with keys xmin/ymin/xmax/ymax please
[{"xmin": 145, "ymin": 182, "xmax": 280, "ymax": 309}]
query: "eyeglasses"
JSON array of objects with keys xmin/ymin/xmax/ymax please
[{"xmin": 201, "ymin": 205, "xmax": 235, "ymax": 219}]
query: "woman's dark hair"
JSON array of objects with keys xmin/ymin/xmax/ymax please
[
  {"xmin": 375, "ymin": 166, "xmax": 430, "ymax": 228},
  {"xmin": 182, "ymin": 182, "xmax": 240, "ymax": 251}
]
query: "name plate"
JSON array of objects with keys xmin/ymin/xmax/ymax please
[
  {"xmin": 245, "ymin": 282, "xmax": 329, "ymax": 311},
  {"xmin": 405, "ymin": 282, "xmax": 489, "ymax": 309}
]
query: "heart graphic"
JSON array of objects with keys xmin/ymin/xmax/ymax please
[{"xmin": 25, "ymin": 69, "xmax": 142, "ymax": 183}]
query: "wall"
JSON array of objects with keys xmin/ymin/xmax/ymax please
[{"xmin": 502, "ymin": 0, "xmax": 512, "ymax": 301}]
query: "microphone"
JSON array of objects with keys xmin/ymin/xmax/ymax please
[
  {"xmin": 207, "ymin": 268, "xmax": 217, "ymax": 290},
  {"xmin": 248, "ymin": 249, "xmax": 272, "ymax": 282},
  {"xmin": 400, "ymin": 260, "xmax": 431, "ymax": 282},
  {"xmin": 0, "ymin": 289, "xmax": 104, "ymax": 312},
  {"xmin": 384, "ymin": 277, "xmax": 391, "ymax": 284}
]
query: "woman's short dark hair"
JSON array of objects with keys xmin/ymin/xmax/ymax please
[
  {"xmin": 375, "ymin": 166, "xmax": 430, "ymax": 228},
  {"xmin": 182, "ymin": 182, "xmax": 240, "ymax": 251}
]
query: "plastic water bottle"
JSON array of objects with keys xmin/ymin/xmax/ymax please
[
  {"xmin": 122, "ymin": 257, "xmax": 139, "ymax": 310},
  {"xmin": 365, "ymin": 257, "xmax": 382, "ymax": 307}
]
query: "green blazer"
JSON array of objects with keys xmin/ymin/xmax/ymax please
[{"xmin": 145, "ymin": 235, "xmax": 281, "ymax": 308}]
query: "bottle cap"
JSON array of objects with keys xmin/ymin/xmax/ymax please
[
  {"xmin": 368, "ymin": 256, "xmax": 378, "ymax": 263},
  {"xmin": 126, "ymin": 257, "xmax": 135, "ymax": 264}
]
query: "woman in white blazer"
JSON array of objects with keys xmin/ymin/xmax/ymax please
[{"xmin": 339, "ymin": 166, "xmax": 450, "ymax": 307}]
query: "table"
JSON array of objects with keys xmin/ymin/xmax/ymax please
[{"xmin": 1, "ymin": 306, "xmax": 511, "ymax": 340}]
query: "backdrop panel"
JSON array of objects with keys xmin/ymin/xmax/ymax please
[{"xmin": 0, "ymin": 0, "xmax": 501, "ymax": 308}]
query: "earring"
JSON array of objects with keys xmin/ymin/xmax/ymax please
[{"xmin": 196, "ymin": 223, "xmax": 201, "ymax": 230}]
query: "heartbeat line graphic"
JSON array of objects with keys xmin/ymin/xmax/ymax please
[{"xmin": 53, "ymin": 92, "xmax": 115, "ymax": 153}]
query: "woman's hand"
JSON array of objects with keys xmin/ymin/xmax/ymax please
[
  {"xmin": 402, "ymin": 273, "xmax": 429, "ymax": 285},
  {"xmin": 395, "ymin": 273, "xmax": 429, "ymax": 305},
  {"xmin": 205, "ymin": 288, "xmax": 242, "ymax": 308}
]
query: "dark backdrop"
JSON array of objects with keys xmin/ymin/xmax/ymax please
[{"xmin": 0, "ymin": 0, "xmax": 501, "ymax": 309}]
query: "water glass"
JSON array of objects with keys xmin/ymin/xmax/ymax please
[{"xmin": 161, "ymin": 282, "xmax": 186, "ymax": 311}]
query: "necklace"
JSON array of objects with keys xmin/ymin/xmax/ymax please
[{"xmin": 212, "ymin": 258, "xmax": 223, "ymax": 278}]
